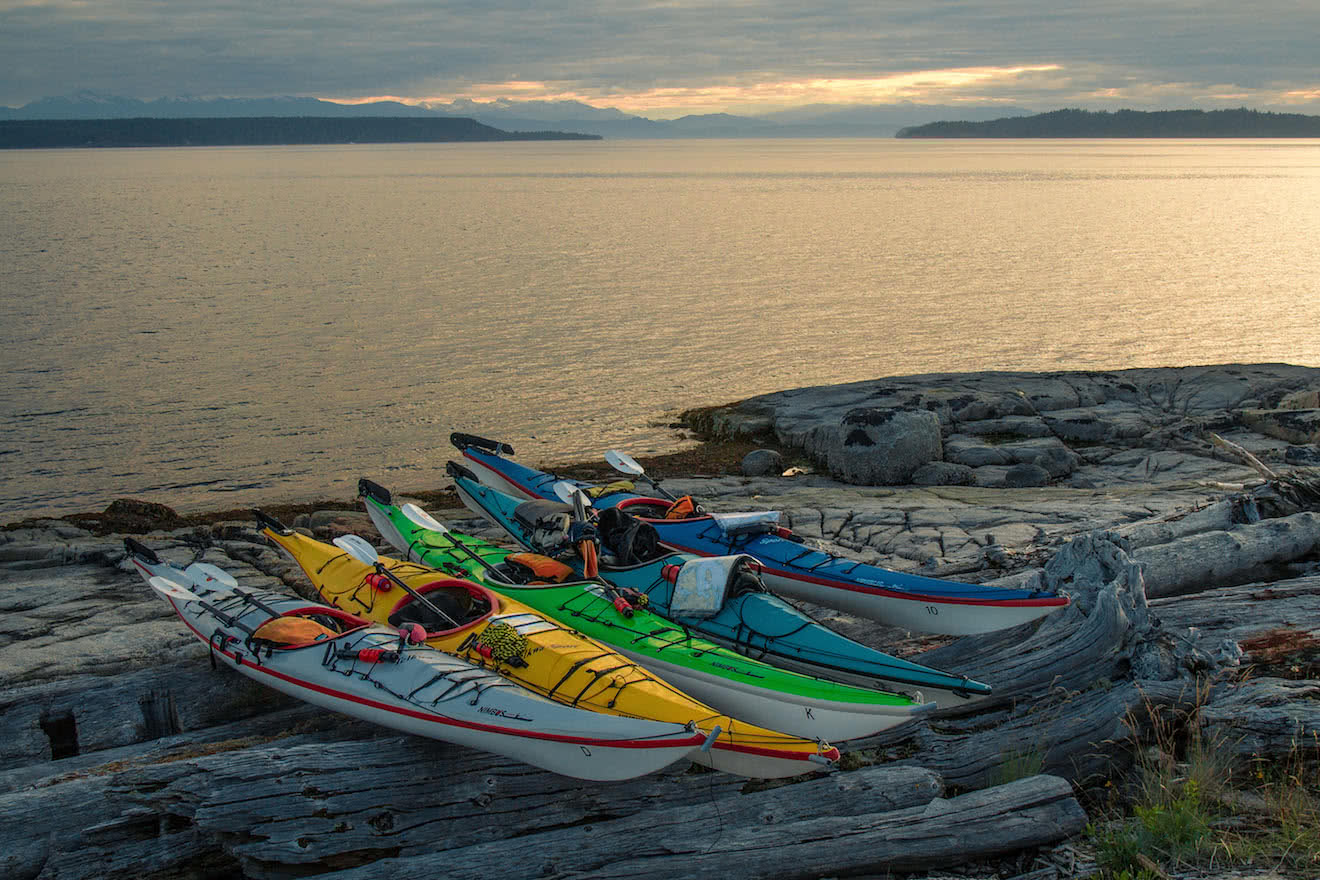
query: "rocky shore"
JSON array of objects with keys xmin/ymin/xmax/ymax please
[{"xmin": 3, "ymin": 364, "xmax": 1318, "ymax": 879}]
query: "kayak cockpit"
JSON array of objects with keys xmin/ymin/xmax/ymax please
[
  {"xmin": 614, "ymin": 496, "xmax": 698, "ymax": 520},
  {"xmin": 386, "ymin": 579, "xmax": 495, "ymax": 638},
  {"xmin": 250, "ymin": 606, "xmax": 371, "ymax": 649}
]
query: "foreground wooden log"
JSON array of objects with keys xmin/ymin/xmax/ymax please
[
  {"xmin": 1199, "ymin": 677, "xmax": 1320, "ymax": 762},
  {"xmin": 330, "ymin": 773, "xmax": 1084, "ymax": 880},
  {"xmin": 1149, "ymin": 574, "xmax": 1320, "ymax": 649},
  {"xmin": 1132, "ymin": 511, "xmax": 1320, "ymax": 599}
]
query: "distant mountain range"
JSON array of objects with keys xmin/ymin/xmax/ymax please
[{"xmin": 0, "ymin": 90, "xmax": 1031, "ymax": 138}]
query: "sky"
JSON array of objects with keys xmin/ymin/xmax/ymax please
[{"xmin": 2, "ymin": 0, "xmax": 1319, "ymax": 118}]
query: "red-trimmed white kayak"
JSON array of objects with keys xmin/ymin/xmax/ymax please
[{"xmin": 125, "ymin": 541, "xmax": 705, "ymax": 781}]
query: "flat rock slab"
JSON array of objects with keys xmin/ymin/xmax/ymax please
[{"xmin": 689, "ymin": 363, "xmax": 1320, "ymax": 488}]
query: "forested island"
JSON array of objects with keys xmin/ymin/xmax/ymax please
[
  {"xmin": 0, "ymin": 116, "xmax": 600, "ymax": 148},
  {"xmin": 897, "ymin": 108, "xmax": 1320, "ymax": 138}
]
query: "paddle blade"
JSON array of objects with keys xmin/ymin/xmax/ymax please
[
  {"xmin": 185, "ymin": 562, "xmax": 239, "ymax": 588},
  {"xmin": 400, "ymin": 502, "xmax": 449, "ymax": 534},
  {"xmin": 148, "ymin": 575, "xmax": 201, "ymax": 603},
  {"xmin": 333, "ymin": 534, "xmax": 380, "ymax": 566},
  {"xmin": 552, "ymin": 481, "xmax": 592, "ymax": 519},
  {"xmin": 605, "ymin": 449, "xmax": 645, "ymax": 477}
]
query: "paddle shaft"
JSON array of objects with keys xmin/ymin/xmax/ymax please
[{"xmin": 373, "ymin": 562, "xmax": 462, "ymax": 629}]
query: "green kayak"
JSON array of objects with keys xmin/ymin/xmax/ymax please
[{"xmin": 358, "ymin": 479, "xmax": 932, "ymax": 741}]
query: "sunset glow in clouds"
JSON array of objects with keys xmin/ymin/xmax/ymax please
[
  {"xmin": 338, "ymin": 65, "xmax": 1065, "ymax": 118},
  {"xmin": 2, "ymin": 0, "xmax": 1320, "ymax": 114}
]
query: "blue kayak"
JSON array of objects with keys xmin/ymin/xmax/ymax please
[
  {"xmin": 448, "ymin": 461, "xmax": 994, "ymax": 707},
  {"xmin": 450, "ymin": 433, "xmax": 1070, "ymax": 636}
]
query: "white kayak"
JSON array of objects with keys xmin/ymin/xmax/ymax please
[{"xmin": 125, "ymin": 539, "xmax": 706, "ymax": 781}]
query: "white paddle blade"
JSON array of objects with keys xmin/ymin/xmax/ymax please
[
  {"xmin": 333, "ymin": 534, "xmax": 380, "ymax": 566},
  {"xmin": 148, "ymin": 575, "xmax": 200, "ymax": 603},
  {"xmin": 605, "ymin": 449, "xmax": 645, "ymax": 476},
  {"xmin": 552, "ymin": 480, "xmax": 593, "ymax": 507},
  {"xmin": 400, "ymin": 502, "xmax": 449, "ymax": 533},
  {"xmin": 552, "ymin": 481, "xmax": 593, "ymax": 519},
  {"xmin": 185, "ymin": 561, "xmax": 239, "ymax": 588}
]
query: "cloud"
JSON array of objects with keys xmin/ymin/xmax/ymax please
[{"xmin": 2, "ymin": 0, "xmax": 1319, "ymax": 114}]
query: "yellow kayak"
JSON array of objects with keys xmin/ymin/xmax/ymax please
[{"xmin": 260, "ymin": 520, "xmax": 840, "ymax": 778}]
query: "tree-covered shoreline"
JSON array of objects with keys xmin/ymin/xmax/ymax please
[
  {"xmin": 897, "ymin": 108, "xmax": 1320, "ymax": 138},
  {"xmin": 0, "ymin": 116, "xmax": 600, "ymax": 148}
]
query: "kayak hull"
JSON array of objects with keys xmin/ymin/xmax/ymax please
[
  {"xmin": 449, "ymin": 473, "xmax": 993, "ymax": 708},
  {"xmin": 260, "ymin": 525, "xmax": 840, "ymax": 778},
  {"xmin": 456, "ymin": 444, "xmax": 1069, "ymax": 636},
  {"xmin": 362, "ymin": 489, "xmax": 932, "ymax": 740},
  {"xmin": 127, "ymin": 552, "xmax": 704, "ymax": 781}
]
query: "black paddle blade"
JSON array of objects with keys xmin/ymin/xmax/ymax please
[
  {"xmin": 446, "ymin": 461, "xmax": 480, "ymax": 483},
  {"xmin": 123, "ymin": 537, "xmax": 162, "ymax": 565},
  {"xmin": 358, "ymin": 478, "xmax": 392, "ymax": 504},
  {"xmin": 254, "ymin": 509, "xmax": 293, "ymax": 535},
  {"xmin": 449, "ymin": 432, "xmax": 514, "ymax": 455}
]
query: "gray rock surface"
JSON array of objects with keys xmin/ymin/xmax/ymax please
[{"xmin": 689, "ymin": 363, "xmax": 1320, "ymax": 488}]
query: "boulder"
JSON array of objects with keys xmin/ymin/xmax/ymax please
[
  {"xmin": 740, "ymin": 449, "xmax": 784, "ymax": 477},
  {"xmin": 911, "ymin": 462, "xmax": 976, "ymax": 486},
  {"xmin": 99, "ymin": 499, "xmax": 183, "ymax": 533},
  {"xmin": 1242, "ymin": 408, "xmax": 1320, "ymax": 445},
  {"xmin": 822, "ymin": 407, "xmax": 942, "ymax": 485},
  {"xmin": 944, "ymin": 435, "xmax": 1014, "ymax": 468},
  {"xmin": 1030, "ymin": 443, "xmax": 1082, "ymax": 478},
  {"xmin": 1003, "ymin": 463, "xmax": 1051, "ymax": 488}
]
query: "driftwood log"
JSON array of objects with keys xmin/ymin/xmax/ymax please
[{"xmin": 334, "ymin": 774, "xmax": 1084, "ymax": 880}]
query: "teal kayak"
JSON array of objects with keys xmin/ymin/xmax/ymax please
[{"xmin": 445, "ymin": 463, "xmax": 994, "ymax": 707}]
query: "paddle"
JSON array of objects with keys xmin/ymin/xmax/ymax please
[
  {"xmin": 147, "ymin": 575, "xmax": 259, "ymax": 636},
  {"xmin": 552, "ymin": 482, "xmax": 635, "ymax": 618},
  {"xmin": 605, "ymin": 449, "xmax": 677, "ymax": 501},
  {"xmin": 127, "ymin": 538, "xmax": 282, "ymax": 623},
  {"xmin": 332, "ymin": 534, "xmax": 463, "ymax": 631},
  {"xmin": 398, "ymin": 502, "xmax": 511, "ymax": 583},
  {"xmin": 553, "ymin": 480, "xmax": 599, "ymax": 579}
]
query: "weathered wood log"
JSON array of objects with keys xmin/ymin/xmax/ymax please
[
  {"xmin": 328, "ymin": 764, "xmax": 946, "ymax": 879},
  {"xmin": 1149, "ymin": 574, "xmax": 1320, "ymax": 650},
  {"xmin": 0, "ymin": 732, "xmax": 937, "ymax": 880},
  {"xmin": 338, "ymin": 774, "xmax": 1085, "ymax": 880},
  {"xmin": 844, "ymin": 679, "xmax": 1199, "ymax": 790},
  {"xmin": 1199, "ymin": 678, "xmax": 1320, "ymax": 762},
  {"xmin": 0, "ymin": 660, "xmax": 306, "ymax": 768},
  {"xmin": 1131, "ymin": 511, "xmax": 1320, "ymax": 599},
  {"xmin": 1113, "ymin": 497, "xmax": 1249, "ymax": 550},
  {"xmin": 915, "ymin": 531, "xmax": 1152, "ymax": 705}
]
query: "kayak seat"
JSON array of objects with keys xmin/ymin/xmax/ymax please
[{"xmin": 387, "ymin": 580, "xmax": 491, "ymax": 636}]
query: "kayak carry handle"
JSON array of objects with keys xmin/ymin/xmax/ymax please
[
  {"xmin": 358, "ymin": 478, "xmax": 392, "ymax": 505},
  {"xmin": 446, "ymin": 461, "xmax": 480, "ymax": 483},
  {"xmin": 124, "ymin": 537, "xmax": 162, "ymax": 566},
  {"xmin": 450, "ymin": 432, "xmax": 515, "ymax": 455},
  {"xmin": 254, "ymin": 509, "xmax": 294, "ymax": 535}
]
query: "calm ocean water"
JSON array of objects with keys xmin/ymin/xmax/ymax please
[{"xmin": 2, "ymin": 139, "xmax": 1319, "ymax": 519}]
